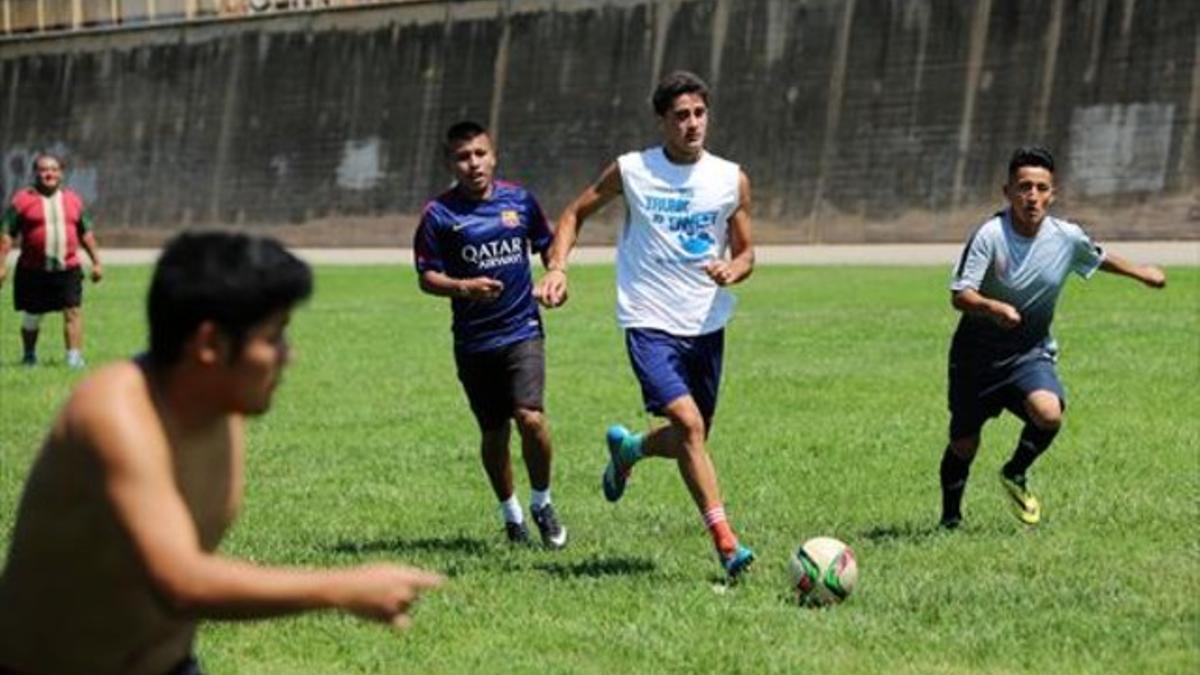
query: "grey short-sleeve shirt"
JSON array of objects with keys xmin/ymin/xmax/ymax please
[{"xmin": 950, "ymin": 209, "xmax": 1105, "ymax": 359}]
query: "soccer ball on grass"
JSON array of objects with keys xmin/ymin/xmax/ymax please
[{"xmin": 788, "ymin": 536, "xmax": 858, "ymax": 606}]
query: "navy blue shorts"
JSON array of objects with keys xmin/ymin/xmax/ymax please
[
  {"xmin": 625, "ymin": 327, "xmax": 724, "ymax": 424},
  {"xmin": 948, "ymin": 343, "xmax": 1066, "ymax": 440}
]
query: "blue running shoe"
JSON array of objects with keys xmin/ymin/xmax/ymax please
[
  {"xmin": 602, "ymin": 425, "xmax": 632, "ymax": 502},
  {"xmin": 721, "ymin": 544, "xmax": 755, "ymax": 580}
]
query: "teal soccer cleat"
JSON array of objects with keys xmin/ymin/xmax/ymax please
[
  {"xmin": 602, "ymin": 425, "xmax": 633, "ymax": 502},
  {"xmin": 721, "ymin": 544, "xmax": 755, "ymax": 580}
]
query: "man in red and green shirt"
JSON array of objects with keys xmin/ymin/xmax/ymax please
[{"xmin": 0, "ymin": 153, "xmax": 103, "ymax": 367}]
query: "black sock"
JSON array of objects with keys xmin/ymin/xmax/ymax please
[
  {"xmin": 940, "ymin": 446, "xmax": 972, "ymax": 520},
  {"xmin": 1003, "ymin": 423, "xmax": 1059, "ymax": 478}
]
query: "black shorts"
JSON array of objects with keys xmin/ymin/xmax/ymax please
[
  {"xmin": 455, "ymin": 338, "xmax": 545, "ymax": 431},
  {"xmin": 13, "ymin": 266, "xmax": 83, "ymax": 314},
  {"xmin": 948, "ymin": 341, "xmax": 1066, "ymax": 441}
]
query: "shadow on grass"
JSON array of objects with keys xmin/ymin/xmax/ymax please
[
  {"xmin": 533, "ymin": 555, "xmax": 655, "ymax": 579},
  {"xmin": 859, "ymin": 521, "xmax": 946, "ymax": 544},
  {"xmin": 326, "ymin": 535, "xmax": 491, "ymax": 557}
]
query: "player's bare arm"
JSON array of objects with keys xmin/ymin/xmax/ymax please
[
  {"xmin": 0, "ymin": 233, "xmax": 10, "ymax": 286},
  {"xmin": 418, "ymin": 269, "xmax": 504, "ymax": 301},
  {"xmin": 77, "ymin": 364, "xmax": 442, "ymax": 625},
  {"xmin": 535, "ymin": 161, "xmax": 623, "ymax": 308},
  {"xmin": 951, "ymin": 288, "xmax": 1021, "ymax": 329},
  {"xmin": 1099, "ymin": 251, "xmax": 1167, "ymax": 288},
  {"xmin": 704, "ymin": 170, "xmax": 754, "ymax": 286},
  {"xmin": 80, "ymin": 230, "xmax": 103, "ymax": 282},
  {"xmin": 0, "ymin": 208, "xmax": 16, "ymax": 285}
]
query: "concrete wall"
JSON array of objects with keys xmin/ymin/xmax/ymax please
[{"xmin": 1, "ymin": 0, "xmax": 1196, "ymax": 244}]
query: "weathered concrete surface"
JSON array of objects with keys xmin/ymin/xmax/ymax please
[{"xmin": 1, "ymin": 0, "xmax": 1196, "ymax": 244}]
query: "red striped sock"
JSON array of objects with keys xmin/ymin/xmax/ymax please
[{"xmin": 702, "ymin": 504, "xmax": 738, "ymax": 557}]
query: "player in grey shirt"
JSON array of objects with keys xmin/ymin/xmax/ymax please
[{"xmin": 939, "ymin": 146, "xmax": 1166, "ymax": 529}]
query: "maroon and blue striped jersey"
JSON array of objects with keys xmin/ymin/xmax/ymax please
[{"xmin": 414, "ymin": 181, "xmax": 553, "ymax": 353}]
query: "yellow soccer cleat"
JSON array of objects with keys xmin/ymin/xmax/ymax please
[{"xmin": 999, "ymin": 471, "xmax": 1041, "ymax": 525}]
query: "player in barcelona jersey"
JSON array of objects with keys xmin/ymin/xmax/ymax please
[
  {"xmin": 0, "ymin": 153, "xmax": 104, "ymax": 368},
  {"xmin": 939, "ymin": 146, "xmax": 1167, "ymax": 530},
  {"xmin": 535, "ymin": 71, "xmax": 756, "ymax": 580},
  {"xmin": 414, "ymin": 121, "xmax": 567, "ymax": 549}
]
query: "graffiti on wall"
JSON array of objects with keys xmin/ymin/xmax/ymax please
[
  {"xmin": 335, "ymin": 137, "xmax": 384, "ymax": 191},
  {"xmin": 221, "ymin": 0, "xmax": 380, "ymax": 15},
  {"xmin": 1068, "ymin": 103, "xmax": 1175, "ymax": 196},
  {"xmin": 248, "ymin": 0, "xmax": 334, "ymax": 11}
]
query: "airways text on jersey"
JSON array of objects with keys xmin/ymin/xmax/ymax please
[{"xmin": 462, "ymin": 236, "xmax": 526, "ymax": 270}]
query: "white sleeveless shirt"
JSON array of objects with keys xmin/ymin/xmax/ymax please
[{"xmin": 615, "ymin": 147, "xmax": 741, "ymax": 335}]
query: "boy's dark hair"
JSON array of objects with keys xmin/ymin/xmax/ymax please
[
  {"xmin": 651, "ymin": 70, "xmax": 710, "ymax": 116},
  {"xmin": 443, "ymin": 121, "xmax": 488, "ymax": 156},
  {"xmin": 1008, "ymin": 146, "xmax": 1055, "ymax": 181},
  {"xmin": 147, "ymin": 232, "xmax": 313, "ymax": 366},
  {"xmin": 32, "ymin": 152, "xmax": 65, "ymax": 170}
]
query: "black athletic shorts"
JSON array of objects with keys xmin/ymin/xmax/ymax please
[
  {"xmin": 13, "ymin": 266, "xmax": 83, "ymax": 313},
  {"xmin": 455, "ymin": 337, "xmax": 546, "ymax": 431}
]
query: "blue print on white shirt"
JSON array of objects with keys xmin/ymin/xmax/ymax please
[{"xmin": 646, "ymin": 193, "xmax": 718, "ymax": 257}]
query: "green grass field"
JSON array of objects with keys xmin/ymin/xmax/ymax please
[{"xmin": 1, "ymin": 264, "xmax": 1197, "ymax": 674}]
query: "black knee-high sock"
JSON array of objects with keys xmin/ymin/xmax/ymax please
[
  {"xmin": 940, "ymin": 446, "xmax": 972, "ymax": 520},
  {"xmin": 1003, "ymin": 423, "xmax": 1059, "ymax": 478}
]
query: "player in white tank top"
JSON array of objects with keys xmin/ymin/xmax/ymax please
[
  {"xmin": 535, "ymin": 71, "xmax": 757, "ymax": 580},
  {"xmin": 615, "ymin": 146, "xmax": 741, "ymax": 335}
]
